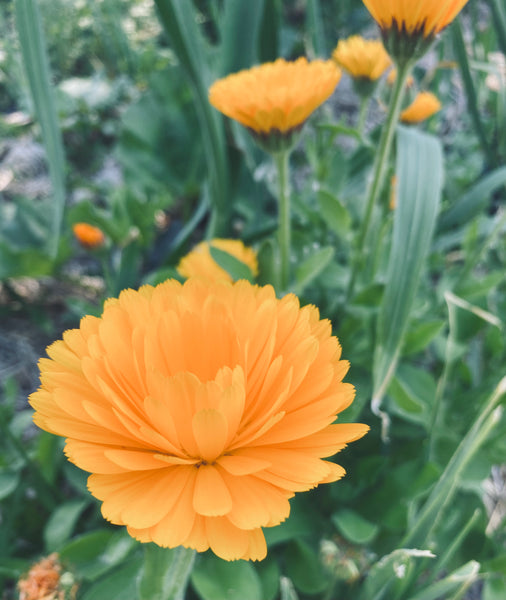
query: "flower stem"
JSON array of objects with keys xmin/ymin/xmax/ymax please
[
  {"xmin": 346, "ymin": 60, "xmax": 412, "ymax": 300},
  {"xmin": 274, "ymin": 150, "xmax": 291, "ymax": 290},
  {"xmin": 357, "ymin": 96, "xmax": 369, "ymax": 138}
]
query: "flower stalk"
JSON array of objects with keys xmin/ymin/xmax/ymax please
[
  {"xmin": 274, "ymin": 149, "xmax": 292, "ymax": 290},
  {"xmin": 347, "ymin": 58, "xmax": 413, "ymax": 299}
]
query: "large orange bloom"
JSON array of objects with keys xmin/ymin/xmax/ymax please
[
  {"xmin": 30, "ymin": 279, "xmax": 368, "ymax": 561},
  {"xmin": 362, "ymin": 0, "xmax": 470, "ymax": 37},
  {"xmin": 209, "ymin": 58, "xmax": 341, "ymax": 137}
]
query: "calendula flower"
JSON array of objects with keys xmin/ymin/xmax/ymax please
[
  {"xmin": 177, "ymin": 239, "xmax": 258, "ymax": 283},
  {"xmin": 30, "ymin": 279, "xmax": 368, "ymax": 561},
  {"xmin": 332, "ymin": 36, "xmax": 391, "ymax": 83},
  {"xmin": 362, "ymin": 0, "xmax": 470, "ymax": 63},
  {"xmin": 72, "ymin": 223, "xmax": 105, "ymax": 249},
  {"xmin": 401, "ymin": 91, "xmax": 441, "ymax": 123},
  {"xmin": 209, "ymin": 57, "xmax": 341, "ymax": 152},
  {"xmin": 18, "ymin": 554, "xmax": 76, "ymax": 600}
]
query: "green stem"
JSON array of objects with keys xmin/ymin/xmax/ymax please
[
  {"xmin": 357, "ymin": 96, "xmax": 369, "ymax": 138},
  {"xmin": 274, "ymin": 150, "xmax": 291, "ymax": 290},
  {"xmin": 346, "ymin": 60, "xmax": 412, "ymax": 300}
]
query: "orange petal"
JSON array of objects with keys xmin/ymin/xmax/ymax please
[
  {"xmin": 193, "ymin": 465, "xmax": 232, "ymax": 516},
  {"xmin": 193, "ymin": 409, "xmax": 228, "ymax": 462}
]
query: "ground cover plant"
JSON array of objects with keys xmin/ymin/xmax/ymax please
[{"xmin": 1, "ymin": 1, "xmax": 506, "ymax": 599}]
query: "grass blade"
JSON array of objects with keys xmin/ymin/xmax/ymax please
[
  {"xmin": 451, "ymin": 20, "xmax": 494, "ymax": 166},
  {"xmin": 437, "ymin": 166, "xmax": 506, "ymax": 231},
  {"xmin": 489, "ymin": 0, "xmax": 506, "ymax": 58},
  {"xmin": 402, "ymin": 377, "xmax": 506, "ymax": 549},
  {"xmin": 373, "ymin": 126, "xmax": 443, "ymax": 417},
  {"xmin": 153, "ymin": 0, "xmax": 230, "ymax": 236},
  {"xmin": 14, "ymin": 0, "xmax": 66, "ymax": 257},
  {"xmin": 219, "ymin": 0, "xmax": 265, "ymax": 75}
]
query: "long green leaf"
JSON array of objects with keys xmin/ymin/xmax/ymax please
[
  {"xmin": 219, "ymin": 0, "xmax": 265, "ymax": 75},
  {"xmin": 451, "ymin": 20, "xmax": 494, "ymax": 166},
  {"xmin": 373, "ymin": 126, "xmax": 443, "ymax": 407},
  {"xmin": 402, "ymin": 377, "xmax": 506, "ymax": 549},
  {"xmin": 438, "ymin": 166, "xmax": 506, "ymax": 231},
  {"xmin": 14, "ymin": 0, "xmax": 66, "ymax": 257},
  {"xmin": 489, "ymin": 0, "xmax": 506, "ymax": 58},
  {"xmin": 153, "ymin": 0, "xmax": 230, "ymax": 236}
]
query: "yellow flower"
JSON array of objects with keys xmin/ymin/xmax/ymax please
[
  {"xmin": 72, "ymin": 223, "xmax": 105, "ymax": 249},
  {"xmin": 362, "ymin": 0, "xmax": 470, "ymax": 37},
  {"xmin": 400, "ymin": 91, "xmax": 441, "ymax": 123},
  {"xmin": 177, "ymin": 239, "xmax": 258, "ymax": 283},
  {"xmin": 30, "ymin": 279, "xmax": 368, "ymax": 561},
  {"xmin": 209, "ymin": 58, "xmax": 341, "ymax": 150},
  {"xmin": 362, "ymin": 0, "xmax": 470, "ymax": 62},
  {"xmin": 332, "ymin": 36, "xmax": 391, "ymax": 81}
]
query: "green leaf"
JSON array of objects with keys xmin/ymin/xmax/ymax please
[
  {"xmin": 402, "ymin": 320, "xmax": 445, "ymax": 356},
  {"xmin": 387, "ymin": 364, "xmax": 436, "ymax": 427},
  {"xmin": 373, "ymin": 126, "xmax": 443, "ymax": 403},
  {"xmin": 257, "ymin": 557, "xmax": 280, "ymax": 600},
  {"xmin": 357, "ymin": 549, "xmax": 435, "ymax": 600},
  {"xmin": 79, "ymin": 557, "xmax": 142, "ymax": 600},
  {"xmin": 60, "ymin": 529, "xmax": 138, "ymax": 581},
  {"xmin": 284, "ymin": 540, "xmax": 329, "ymax": 595},
  {"xmin": 191, "ymin": 554, "xmax": 262, "ymax": 600},
  {"xmin": 15, "ymin": 0, "xmax": 66, "ymax": 257},
  {"xmin": 219, "ymin": 0, "xmax": 265, "ymax": 75},
  {"xmin": 153, "ymin": 0, "xmax": 230, "ymax": 236},
  {"xmin": 332, "ymin": 509, "xmax": 379, "ymax": 545},
  {"xmin": 484, "ymin": 577, "xmax": 506, "ymax": 600},
  {"xmin": 438, "ymin": 166, "xmax": 506, "ymax": 231},
  {"xmin": 293, "ymin": 246, "xmax": 334, "ymax": 294},
  {"xmin": 209, "ymin": 246, "xmax": 255, "ymax": 282},
  {"xmin": 44, "ymin": 499, "xmax": 88, "ymax": 552},
  {"xmin": 138, "ymin": 545, "xmax": 195, "ymax": 600},
  {"xmin": 317, "ymin": 188, "xmax": 352, "ymax": 237},
  {"xmin": 0, "ymin": 471, "xmax": 20, "ymax": 500},
  {"xmin": 407, "ymin": 560, "xmax": 480, "ymax": 600}
]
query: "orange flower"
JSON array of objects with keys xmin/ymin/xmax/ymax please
[
  {"xmin": 72, "ymin": 223, "xmax": 105, "ymax": 249},
  {"xmin": 362, "ymin": 0, "xmax": 470, "ymax": 63},
  {"xmin": 18, "ymin": 554, "xmax": 72, "ymax": 600},
  {"xmin": 177, "ymin": 239, "xmax": 258, "ymax": 283},
  {"xmin": 362, "ymin": 0, "xmax": 470, "ymax": 37},
  {"xmin": 332, "ymin": 36, "xmax": 391, "ymax": 81},
  {"xmin": 400, "ymin": 91, "xmax": 441, "ymax": 123},
  {"xmin": 209, "ymin": 58, "xmax": 340, "ymax": 150},
  {"xmin": 30, "ymin": 279, "xmax": 368, "ymax": 561}
]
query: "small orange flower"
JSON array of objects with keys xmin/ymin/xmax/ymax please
[
  {"xmin": 400, "ymin": 91, "xmax": 441, "ymax": 123},
  {"xmin": 72, "ymin": 223, "xmax": 105, "ymax": 249},
  {"xmin": 332, "ymin": 36, "xmax": 391, "ymax": 81},
  {"xmin": 209, "ymin": 58, "xmax": 341, "ymax": 149},
  {"xmin": 30, "ymin": 279, "xmax": 368, "ymax": 561},
  {"xmin": 18, "ymin": 554, "xmax": 69, "ymax": 600},
  {"xmin": 177, "ymin": 239, "xmax": 258, "ymax": 283}
]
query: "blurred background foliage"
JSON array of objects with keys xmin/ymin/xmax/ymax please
[{"xmin": 0, "ymin": 1, "xmax": 505, "ymax": 599}]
